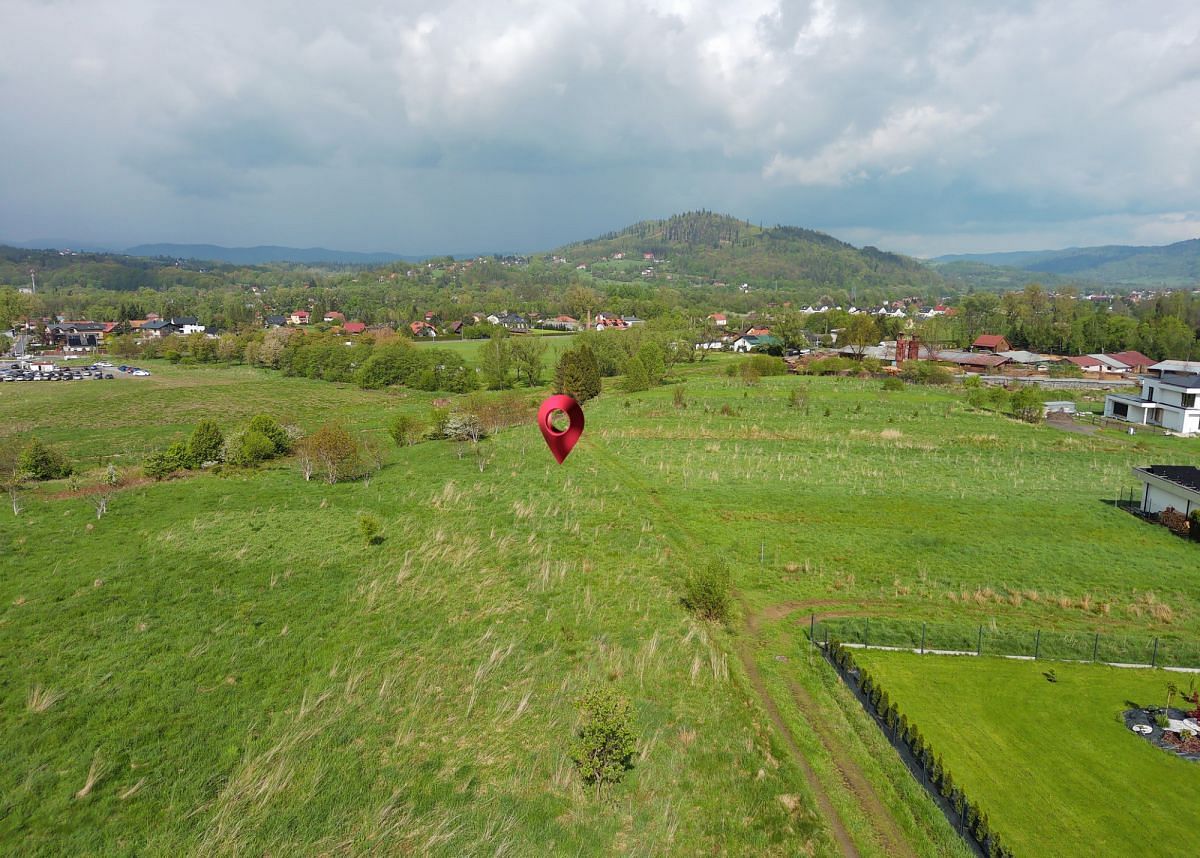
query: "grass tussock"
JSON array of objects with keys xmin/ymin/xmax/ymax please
[{"xmin": 26, "ymin": 685, "xmax": 65, "ymax": 713}]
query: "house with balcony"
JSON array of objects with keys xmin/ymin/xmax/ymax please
[{"xmin": 1104, "ymin": 372, "xmax": 1200, "ymax": 435}]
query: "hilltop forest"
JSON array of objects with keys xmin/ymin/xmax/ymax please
[{"xmin": 1, "ymin": 212, "xmax": 1199, "ymax": 361}]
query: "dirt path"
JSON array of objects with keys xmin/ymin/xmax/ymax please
[
  {"xmin": 743, "ymin": 598, "xmax": 920, "ymax": 858},
  {"xmin": 584, "ymin": 436, "xmax": 863, "ymax": 856},
  {"xmin": 734, "ymin": 635, "xmax": 861, "ymax": 857},
  {"xmin": 783, "ymin": 672, "xmax": 918, "ymax": 858}
]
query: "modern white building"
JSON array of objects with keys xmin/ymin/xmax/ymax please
[
  {"xmin": 1132, "ymin": 466, "xmax": 1200, "ymax": 517},
  {"xmin": 1104, "ymin": 372, "xmax": 1200, "ymax": 435}
]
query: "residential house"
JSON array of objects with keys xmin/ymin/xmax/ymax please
[
  {"xmin": 410, "ymin": 321, "xmax": 437, "ymax": 337},
  {"xmin": 289, "ymin": 310, "xmax": 311, "ymax": 325},
  {"xmin": 1109, "ymin": 351, "xmax": 1155, "ymax": 374},
  {"xmin": 46, "ymin": 321, "xmax": 119, "ymax": 352},
  {"xmin": 1105, "ymin": 372, "xmax": 1200, "ymax": 435},
  {"xmin": 708, "ymin": 313, "xmax": 727, "ymax": 327},
  {"xmin": 593, "ymin": 313, "xmax": 627, "ymax": 331},
  {"xmin": 264, "ymin": 315, "xmax": 287, "ymax": 328},
  {"xmin": 621, "ymin": 315, "xmax": 644, "ymax": 327},
  {"xmin": 745, "ymin": 326, "xmax": 772, "ymax": 337},
  {"xmin": 447, "ymin": 320, "xmax": 464, "ymax": 335},
  {"xmin": 492, "ymin": 313, "xmax": 530, "ymax": 332},
  {"xmin": 731, "ymin": 334, "xmax": 782, "ymax": 353},
  {"xmin": 140, "ymin": 319, "xmax": 181, "ymax": 338},
  {"xmin": 1067, "ymin": 354, "xmax": 1130, "ymax": 374},
  {"xmin": 541, "ymin": 315, "xmax": 579, "ymax": 331},
  {"xmin": 1146, "ymin": 360, "xmax": 1200, "ymax": 378},
  {"xmin": 342, "ymin": 321, "xmax": 367, "ymax": 335},
  {"xmin": 323, "ymin": 311, "xmax": 345, "ymax": 323},
  {"xmin": 1132, "ymin": 465, "xmax": 1200, "ymax": 516},
  {"xmin": 971, "ymin": 334, "xmax": 1012, "ymax": 353}
]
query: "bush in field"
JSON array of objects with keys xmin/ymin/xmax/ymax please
[
  {"xmin": 299, "ymin": 423, "xmax": 362, "ymax": 484},
  {"xmin": 747, "ymin": 354, "xmax": 786, "ymax": 376},
  {"xmin": 18, "ymin": 439, "xmax": 73, "ymax": 481},
  {"xmin": 571, "ymin": 686, "xmax": 638, "ymax": 792},
  {"xmin": 1010, "ymin": 386, "xmax": 1044, "ymax": 424},
  {"xmin": 388, "ymin": 414, "xmax": 424, "ymax": 447},
  {"xmin": 358, "ymin": 512, "xmax": 383, "ymax": 545},
  {"xmin": 622, "ymin": 355, "xmax": 650, "ymax": 392},
  {"xmin": 247, "ymin": 414, "xmax": 291, "ymax": 454},
  {"xmin": 555, "ymin": 344, "xmax": 602, "ymax": 403},
  {"xmin": 882, "ymin": 376, "xmax": 905, "ymax": 391},
  {"xmin": 187, "ymin": 419, "xmax": 225, "ymax": 466},
  {"xmin": 901, "ymin": 361, "xmax": 953, "ymax": 385},
  {"xmin": 144, "ymin": 440, "xmax": 191, "ymax": 480},
  {"xmin": 682, "ymin": 560, "xmax": 732, "ymax": 622},
  {"xmin": 228, "ymin": 430, "xmax": 276, "ymax": 467}
]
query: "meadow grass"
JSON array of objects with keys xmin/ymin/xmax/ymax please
[
  {"xmin": 3, "ymin": 356, "xmax": 1199, "ymax": 854},
  {"xmin": 850, "ymin": 651, "xmax": 1200, "ymax": 857}
]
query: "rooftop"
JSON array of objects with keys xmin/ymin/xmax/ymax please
[{"xmin": 1136, "ymin": 465, "xmax": 1200, "ymax": 495}]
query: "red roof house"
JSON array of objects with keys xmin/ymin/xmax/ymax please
[
  {"xmin": 971, "ymin": 334, "xmax": 1011, "ymax": 353},
  {"xmin": 1109, "ymin": 351, "xmax": 1154, "ymax": 373},
  {"xmin": 342, "ymin": 321, "xmax": 366, "ymax": 335},
  {"xmin": 323, "ymin": 311, "xmax": 345, "ymax": 323}
]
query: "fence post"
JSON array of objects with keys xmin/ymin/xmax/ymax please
[
  {"xmin": 977, "ymin": 625, "xmax": 983, "ymax": 656},
  {"xmin": 920, "ymin": 623, "xmax": 926, "ymax": 655},
  {"xmin": 864, "ymin": 619, "xmax": 869, "ymax": 647},
  {"xmin": 1033, "ymin": 629, "xmax": 1040, "ymax": 660},
  {"xmin": 810, "ymin": 613, "xmax": 815, "ymax": 646},
  {"xmin": 1152, "ymin": 637, "xmax": 1159, "ymax": 668},
  {"xmin": 1092, "ymin": 633, "xmax": 1099, "ymax": 662},
  {"xmin": 760, "ymin": 540, "xmax": 764, "ymax": 565}
]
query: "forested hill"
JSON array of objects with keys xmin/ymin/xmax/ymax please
[
  {"xmin": 932, "ymin": 238, "xmax": 1200, "ymax": 286},
  {"xmin": 558, "ymin": 211, "xmax": 944, "ymax": 293}
]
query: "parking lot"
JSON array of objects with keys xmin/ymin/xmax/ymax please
[{"xmin": 0, "ymin": 361, "xmax": 151, "ymax": 383}]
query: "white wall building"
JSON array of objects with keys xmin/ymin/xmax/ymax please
[
  {"xmin": 1104, "ymin": 372, "xmax": 1200, "ymax": 435},
  {"xmin": 1132, "ymin": 466, "xmax": 1200, "ymax": 517}
]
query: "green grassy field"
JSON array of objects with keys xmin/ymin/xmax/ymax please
[
  {"xmin": 851, "ymin": 651, "xmax": 1200, "ymax": 857},
  {"xmin": 3, "ymin": 356, "xmax": 1199, "ymax": 855},
  {"xmin": 411, "ymin": 332, "xmax": 578, "ymax": 370}
]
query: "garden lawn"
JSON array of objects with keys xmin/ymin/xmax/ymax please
[{"xmin": 853, "ymin": 651, "xmax": 1200, "ymax": 857}]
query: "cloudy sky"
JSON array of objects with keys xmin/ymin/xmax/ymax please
[{"xmin": 2, "ymin": 0, "xmax": 1198, "ymax": 257}]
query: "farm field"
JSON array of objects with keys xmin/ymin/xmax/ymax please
[
  {"xmin": 2, "ymin": 353, "xmax": 1199, "ymax": 855},
  {"xmin": 849, "ymin": 651, "xmax": 1200, "ymax": 857}
]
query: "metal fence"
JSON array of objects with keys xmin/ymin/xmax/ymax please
[{"xmin": 808, "ymin": 615, "xmax": 1200, "ymax": 671}]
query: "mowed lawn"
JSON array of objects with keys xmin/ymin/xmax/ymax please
[
  {"xmin": 412, "ymin": 332, "xmax": 577, "ymax": 370},
  {"xmin": 853, "ymin": 651, "xmax": 1200, "ymax": 857}
]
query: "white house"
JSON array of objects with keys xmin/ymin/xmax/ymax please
[
  {"xmin": 1104, "ymin": 372, "xmax": 1200, "ymax": 435},
  {"xmin": 1132, "ymin": 465, "xmax": 1200, "ymax": 517}
]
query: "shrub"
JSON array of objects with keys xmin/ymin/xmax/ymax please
[
  {"xmin": 247, "ymin": 414, "xmax": 290, "ymax": 454},
  {"xmin": 747, "ymin": 354, "xmax": 787, "ymax": 376},
  {"xmin": 187, "ymin": 419, "xmax": 225, "ymax": 466},
  {"xmin": 682, "ymin": 560, "xmax": 732, "ymax": 622},
  {"xmin": 427, "ymin": 408, "xmax": 451, "ymax": 440},
  {"xmin": 901, "ymin": 361, "xmax": 953, "ymax": 385},
  {"xmin": 788, "ymin": 385, "xmax": 810, "ymax": 409},
  {"xmin": 673, "ymin": 386, "xmax": 687, "ymax": 408},
  {"xmin": 554, "ymin": 344, "xmax": 602, "ymax": 403},
  {"xmin": 622, "ymin": 355, "xmax": 650, "ymax": 392},
  {"xmin": 388, "ymin": 414, "xmax": 424, "ymax": 446},
  {"xmin": 144, "ymin": 440, "xmax": 191, "ymax": 480},
  {"xmin": 300, "ymin": 423, "xmax": 362, "ymax": 484},
  {"xmin": 358, "ymin": 512, "xmax": 383, "ymax": 545},
  {"xmin": 1190, "ymin": 510, "xmax": 1200, "ymax": 542},
  {"xmin": 228, "ymin": 430, "xmax": 276, "ymax": 467},
  {"xmin": 882, "ymin": 376, "xmax": 905, "ymax": 391},
  {"xmin": 571, "ymin": 686, "xmax": 638, "ymax": 791},
  {"xmin": 739, "ymin": 362, "xmax": 761, "ymax": 386},
  {"xmin": 18, "ymin": 439, "xmax": 72, "ymax": 481},
  {"xmin": 1010, "ymin": 386, "xmax": 1044, "ymax": 424}
]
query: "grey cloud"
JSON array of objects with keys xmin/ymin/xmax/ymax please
[{"xmin": 1, "ymin": 0, "xmax": 1198, "ymax": 254}]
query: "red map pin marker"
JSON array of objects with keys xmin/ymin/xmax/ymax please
[{"xmin": 537, "ymin": 394, "xmax": 585, "ymax": 464}]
